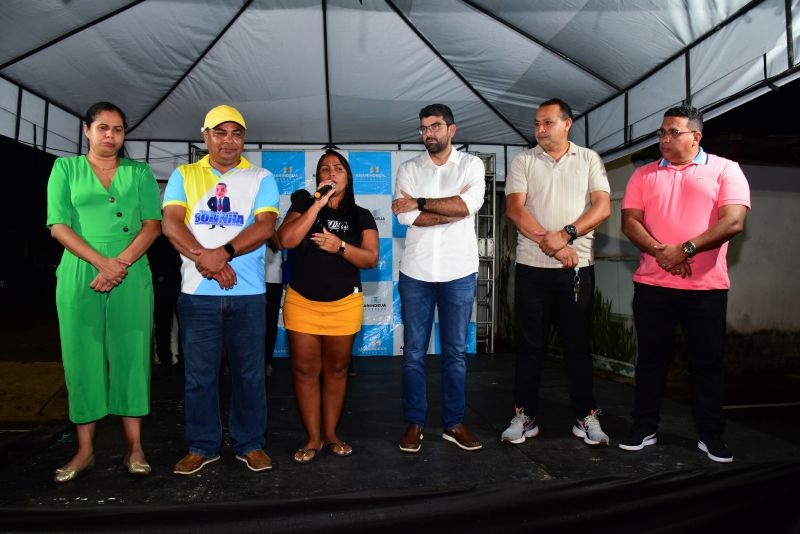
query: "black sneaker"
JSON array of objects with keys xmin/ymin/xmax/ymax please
[
  {"xmin": 698, "ymin": 436, "xmax": 733, "ymax": 463},
  {"xmin": 618, "ymin": 427, "xmax": 657, "ymax": 451}
]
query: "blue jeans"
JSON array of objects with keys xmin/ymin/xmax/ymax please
[
  {"xmin": 399, "ymin": 272, "xmax": 476, "ymax": 429},
  {"xmin": 178, "ymin": 293, "xmax": 267, "ymax": 457}
]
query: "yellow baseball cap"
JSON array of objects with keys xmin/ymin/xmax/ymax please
[{"xmin": 202, "ymin": 105, "xmax": 246, "ymax": 130}]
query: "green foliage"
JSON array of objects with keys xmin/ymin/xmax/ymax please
[{"xmin": 589, "ymin": 289, "xmax": 637, "ymax": 363}]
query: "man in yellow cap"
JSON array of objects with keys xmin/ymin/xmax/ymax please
[{"xmin": 162, "ymin": 105, "xmax": 280, "ymax": 474}]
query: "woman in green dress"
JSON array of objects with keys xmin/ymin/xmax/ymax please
[{"xmin": 47, "ymin": 102, "xmax": 162, "ymax": 482}]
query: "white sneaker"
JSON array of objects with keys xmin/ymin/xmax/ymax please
[
  {"xmin": 572, "ymin": 409, "xmax": 610, "ymax": 447},
  {"xmin": 500, "ymin": 408, "xmax": 539, "ymax": 444}
]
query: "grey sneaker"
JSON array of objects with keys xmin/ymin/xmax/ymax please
[
  {"xmin": 572, "ymin": 409, "xmax": 610, "ymax": 447},
  {"xmin": 501, "ymin": 408, "xmax": 539, "ymax": 444}
]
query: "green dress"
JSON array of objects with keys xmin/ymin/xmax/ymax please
[{"xmin": 47, "ymin": 156, "xmax": 162, "ymax": 423}]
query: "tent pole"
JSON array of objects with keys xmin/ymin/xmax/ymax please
[
  {"xmin": 786, "ymin": 0, "xmax": 795, "ymax": 68},
  {"xmin": 322, "ymin": 0, "xmax": 333, "ymax": 148}
]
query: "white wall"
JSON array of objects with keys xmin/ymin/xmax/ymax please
[{"xmin": 595, "ymin": 160, "xmax": 800, "ymax": 334}]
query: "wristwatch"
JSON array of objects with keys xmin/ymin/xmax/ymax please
[
  {"xmin": 682, "ymin": 240, "xmax": 697, "ymax": 258},
  {"xmin": 417, "ymin": 197, "xmax": 427, "ymax": 212},
  {"xmin": 563, "ymin": 224, "xmax": 578, "ymax": 245},
  {"xmin": 223, "ymin": 242, "xmax": 236, "ymax": 261},
  {"xmin": 337, "ymin": 240, "xmax": 346, "ymax": 255}
]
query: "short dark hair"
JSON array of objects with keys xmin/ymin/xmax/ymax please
[
  {"xmin": 84, "ymin": 101, "xmax": 127, "ymax": 129},
  {"xmin": 419, "ymin": 103, "xmax": 455, "ymax": 125},
  {"xmin": 664, "ymin": 105, "xmax": 703, "ymax": 132},
  {"xmin": 539, "ymin": 98, "xmax": 573, "ymax": 121}
]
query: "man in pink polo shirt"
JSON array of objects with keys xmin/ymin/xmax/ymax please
[{"xmin": 619, "ymin": 105, "xmax": 750, "ymax": 463}]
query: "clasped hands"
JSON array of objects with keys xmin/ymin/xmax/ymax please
[
  {"xmin": 90, "ymin": 256, "xmax": 130, "ymax": 293},
  {"xmin": 191, "ymin": 246, "xmax": 238, "ymax": 290},
  {"xmin": 535, "ymin": 229, "xmax": 578, "ymax": 269},
  {"xmin": 653, "ymin": 243, "xmax": 693, "ymax": 278}
]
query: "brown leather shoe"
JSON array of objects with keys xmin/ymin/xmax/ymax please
[
  {"xmin": 173, "ymin": 452, "xmax": 220, "ymax": 475},
  {"xmin": 442, "ymin": 424, "xmax": 482, "ymax": 451},
  {"xmin": 399, "ymin": 424, "xmax": 424, "ymax": 453},
  {"xmin": 236, "ymin": 449, "xmax": 273, "ymax": 472}
]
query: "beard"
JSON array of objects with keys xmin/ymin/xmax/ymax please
[{"xmin": 425, "ymin": 136, "xmax": 448, "ymax": 155}]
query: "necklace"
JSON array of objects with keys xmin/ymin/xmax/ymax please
[{"xmin": 87, "ymin": 156, "xmax": 119, "ymax": 171}]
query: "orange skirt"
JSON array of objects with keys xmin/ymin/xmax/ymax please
[{"xmin": 283, "ymin": 286, "xmax": 364, "ymax": 336}]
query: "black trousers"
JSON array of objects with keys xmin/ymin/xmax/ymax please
[
  {"xmin": 631, "ymin": 282, "xmax": 728, "ymax": 438},
  {"xmin": 264, "ymin": 282, "xmax": 284, "ymax": 365},
  {"xmin": 153, "ymin": 276, "xmax": 180, "ymax": 364},
  {"xmin": 513, "ymin": 263, "xmax": 596, "ymax": 419}
]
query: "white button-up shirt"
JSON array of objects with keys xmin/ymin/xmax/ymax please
[{"xmin": 395, "ymin": 149, "xmax": 485, "ymax": 282}]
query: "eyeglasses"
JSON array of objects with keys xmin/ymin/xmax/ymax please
[
  {"xmin": 417, "ymin": 122, "xmax": 450, "ymax": 135},
  {"xmin": 656, "ymin": 128, "xmax": 697, "ymax": 140}
]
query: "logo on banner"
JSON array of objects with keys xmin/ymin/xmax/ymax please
[
  {"xmin": 263, "ymin": 152, "xmax": 305, "ymax": 195},
  {"xmin": 370, "ymin": 208, "xmax": 387, "ymax": 225},
  {"xmin": 354, "ymin": 325, "xmax": 393, "ymax": 356},
  {"xmin": 364, "ymin": 295, "xmax": 388, "ymax": 310},
  {"xmin": 356, "ymin": 195, "xmax": 390, "ymax": 237},
  {"xmin": 349, "ymin": 152, "xmax": 392, "ymax": 195}
]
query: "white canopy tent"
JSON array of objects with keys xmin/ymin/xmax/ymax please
[{"xmin": 1, "ymin": 0, "xmax": 798, "ymax": 164}]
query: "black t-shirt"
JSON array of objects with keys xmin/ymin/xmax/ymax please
[{"xmin": 287, "ymin": 191, "xmax": 378, "ymax": 302}]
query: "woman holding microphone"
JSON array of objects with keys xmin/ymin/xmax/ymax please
[{"xmin": 278, "ymin": 150, "xmax": 378, "ymax": 464}]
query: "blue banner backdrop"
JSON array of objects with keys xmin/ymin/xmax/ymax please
[{"xmin": 263, "ymin": 150, "xmax": 477, "ymax": 357}]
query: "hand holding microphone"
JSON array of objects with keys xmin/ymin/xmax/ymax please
[{"xmin": 314, "ymin": 182, "xmax": 336, "ymax": 200}]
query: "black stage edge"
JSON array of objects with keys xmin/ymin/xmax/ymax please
[{"xmin": 2, "ymin": 356, "xmax": 799, "ymax": 533}]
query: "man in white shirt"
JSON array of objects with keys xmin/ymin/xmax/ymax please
[
  {"xmin": 392, "ymin": 103, "xmax": 485, "ymax": 453},
  {"xmin": 502, "ymin": 98, "xmax": 612, "ymax": 448}
]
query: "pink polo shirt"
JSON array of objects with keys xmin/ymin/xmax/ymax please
[{"xmin": 621, "ymin": 149, "xmax": 750, "ymax": 290}]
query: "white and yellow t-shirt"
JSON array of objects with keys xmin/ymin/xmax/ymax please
[{"xmin": 163, "ymin": 155, "xmax": 279, "ymax": 295}]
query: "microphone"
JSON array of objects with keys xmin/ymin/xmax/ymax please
[{"xmin": 314, "ymin": 183, "xmax": 336, "ymax": 199}]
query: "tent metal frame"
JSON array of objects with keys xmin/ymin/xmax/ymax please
[{"xmin": 1, "ymin": 0, "xmax": 796, "ymax": 160}]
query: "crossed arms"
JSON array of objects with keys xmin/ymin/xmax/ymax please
[{"xmin": 391, "ymin": 187, "xmax": 471, "ymax": 226}]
